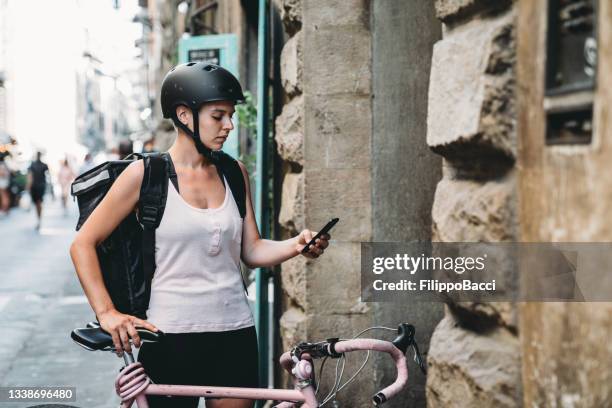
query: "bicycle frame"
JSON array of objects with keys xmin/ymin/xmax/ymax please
[
  {"xmin": 71, "ymin": 323, "xmax": 421, "ymax": 407},
  {"xmin": 115, "ymin": 363, "xmax": 318, "ymax": 408},
  {"xmin": 120, "ymin": 382, "xmax": 317, "ymax": 408},
  {"xmin": 115, "ymin": 338, "xmax": 407, "ymax": 408}
]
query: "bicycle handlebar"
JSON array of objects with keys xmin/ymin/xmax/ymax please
[
  {"xmin": 335, "ymin": 339, "xmax": 407, "ymax": 405},
  {"xmin": 279, "ymin": 338, "xmax": 408, "ymax": 406}
]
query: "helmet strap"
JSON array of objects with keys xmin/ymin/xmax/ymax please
[{"xmin": 172, "ymin": 108, "xmax": 216, "ymax": 162}]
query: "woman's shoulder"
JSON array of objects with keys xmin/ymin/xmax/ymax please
[
  {"xmin": 125, "ymin": 159, "xmax": 144, "ymax": 173},
  {"xmin": 227, "ymin": 158, "xmax": 247, "ymax": 178},
  {"xmin": 233, "ymin": 160, "xmax": 251, "ymax": 188},
  {"xmin": 118, "ymin": 159, "xmax": 145, "ymax": 188},
  {"xmin": 214, "ymin": 152, "xmax": 248, "ymax": 181},
  {"xmin": 235, "ymin": 159, "xmax": 247, "ymax": 173}
]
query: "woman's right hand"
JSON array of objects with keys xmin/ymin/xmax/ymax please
[{"xmin": 97, "ymin": 309, "xmax": 158, "ymax": 356}]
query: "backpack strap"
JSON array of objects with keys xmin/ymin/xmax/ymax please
[
  {"xmin": 139, "ymin": 154, "xmax": 168, "ymax": 229},
  {"xmin": 138, "ymin": 154, "xmax": 169, "ymax": 309},
  {"xmin": 161, "ymin": 152, "xmax": 179, "ymax": 193},
  {"xmin": 214, "ymin": 152, "xmax": 247, "ymax": 219}
]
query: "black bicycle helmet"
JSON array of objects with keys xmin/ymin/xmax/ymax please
[{"xmin": 160, "ymin": 62, "xmax": 245, "ymax": 159}]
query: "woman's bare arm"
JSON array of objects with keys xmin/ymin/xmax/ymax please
[
  {"xmin": 238, "ymin": 162, "xmax": 329, "ymax": 269},
  {"xmin": 69, "ymin": 160, "xmax": 157, "ymax": 355}
]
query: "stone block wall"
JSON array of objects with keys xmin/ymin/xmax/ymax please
[
  {"xmin": 274, "ymin": 0, "xmax": 374, "ymax": 405},
  {"xmin": 425, "ymin": 1, "xmax": 522, "ymax": 406},
  {"xmin": 273, "ymin": 0, "xmax": 306, "ymax": 365},
  {"xmin": 370, "ymin": 2, "xmax": 443, "ymax": 406}
]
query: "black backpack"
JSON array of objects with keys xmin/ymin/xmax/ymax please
[{"xmin": 71, "ymin": 152, "xmax": 246, "ymax": 319}]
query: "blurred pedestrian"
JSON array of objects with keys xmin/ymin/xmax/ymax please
[
  {"xmin": 142, "ymin": 139, "xmax": 157, "ymax": 154},
  {"xmin": 26, "ymin": 152, "xmax": 49, "ymax": 230},
  {"xmin": 118, "ymin": 140, "xmax": 133, "ymax": 159},
  {"xmin": 78, "ymin": 153, "xmax": 95, "ymax": 176},
  {"xmin": 58, "ymin": 158, "xmax": 75, "ymax": 214},
  {"xmin": 0, "ymin": 156, "xmax": 10, "ymax": 216}
]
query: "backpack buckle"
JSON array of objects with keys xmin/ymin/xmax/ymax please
[{"xmin": 140, "ymin": 205, "xmax": 159, "ymax": 224}]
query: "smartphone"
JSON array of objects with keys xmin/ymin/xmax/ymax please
[{"xmin": 301, "ymin": 218, "xmax": 339, "ymax": 254}]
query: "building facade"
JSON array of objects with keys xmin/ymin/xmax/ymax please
[
  {"xmin": 138, "ymin": 0, "xmax": 612, "ymax": 406},
  {"xmin": 275, "ymin": 0, "xmax": 612, "ymax": 407},
  {"xmin": 0, "ymin": 0, "xmax": 11, "ymax": 141},
  {"xmin": 141, "ymin": 0, "xmax": 265, "ymax": 152}
]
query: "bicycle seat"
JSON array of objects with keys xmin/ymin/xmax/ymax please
[{"xmin": 71, "ymin": 324, "xmax": 163, "ymax": 351}]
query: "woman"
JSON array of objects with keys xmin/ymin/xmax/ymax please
[
  {"xmin": 0, "ymin": 156, "xmax": 10, "ymax": 215},
  {"xmin": 57, "ymin": 158, "xmax": 75, "ymax": 213},
  {"xmin": 70, "ymin": 63, "xmax": 330, "ymax": 408}
]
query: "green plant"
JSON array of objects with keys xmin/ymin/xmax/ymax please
[
  {"xmin": 236, "ymin": 91, "xmax": 258, "ymax": 133},
  {"xmin": 237, "ymin": 91, "xmax": 258, "ymax": 176}
]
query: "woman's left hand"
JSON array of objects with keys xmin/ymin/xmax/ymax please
[{"xmin": 296, "ymin": 229, "xmax": 330, "ymax": 259}]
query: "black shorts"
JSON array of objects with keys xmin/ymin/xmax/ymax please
[
  {"xmin": 137, "ymin": 326, "xmax": 259, "ymax": 408},
  {"xmin": 30, "ymin": 187, "xmax": 45, "ymax": 203}
]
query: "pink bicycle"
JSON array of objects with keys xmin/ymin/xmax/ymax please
[{"xmin": 71, "ymin": 322, "xmax": 426, "ymax": 407}]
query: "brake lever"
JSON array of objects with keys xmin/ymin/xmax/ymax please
[
  {"xmin": 411, "ymin": 340, "xmax": 427, "ymax": 375},
  {"xmin": 392, "ymin": 323, "xmax": 427, "ymax": 375}
]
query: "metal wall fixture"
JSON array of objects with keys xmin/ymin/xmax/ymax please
[{"xmin": 544, "ymin": 0, "xmax": 597, "ymax": 145}]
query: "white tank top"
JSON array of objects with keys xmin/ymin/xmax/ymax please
[{"xmin": 146, "ymin": 178, "xmax": 254, "ymax": 333}]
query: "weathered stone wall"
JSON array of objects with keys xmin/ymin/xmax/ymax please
[
  {"xmin": 274, "ymin": 1, "xmax": 305, "ymax": 361},
  {"xmin": 371, "ymin": 1, "xmax": 443, "ymax": 407},
  {"xmin": 275, "ymin": 0, "xmax": 374, "ymax": 405},
  {"xmin": 426, "ymin": 1, "xmax": 522, "ymax": 406},
  {"xmin": 517, "ymin": 0, "xmax": 612, "ymax": 406}
]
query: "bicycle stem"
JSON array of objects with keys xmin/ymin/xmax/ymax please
[
  {"xmin": 122, "ymin": 352, "xmax": 136, "ymax": 365},
  {"xmin": 278, "ymin": 352, "xmax": 319, "ymax": 407}
]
